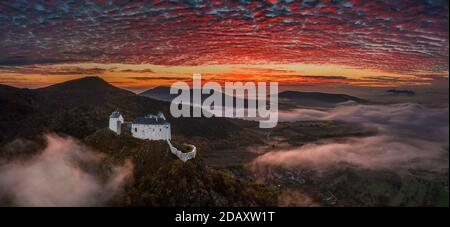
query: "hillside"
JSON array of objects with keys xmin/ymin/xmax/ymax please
[
  {"xmin": 141, "ymin": 86, "xmax": 369, "ymax": 109},
  {"xmin": 84, "ymin": 129, "xmax": 276, "ymax": 206},
  {"xmin": 140, "ymin": 86, "xmax": 174, "ymax": 102},
  {"xmin": 0, "ymin": 77, "xmax": 241, "ymax": 146},
  {"xmin": 279, "ymin": 91, "xmax": 368, "ymax": 108},
  {"xmin": 140, "ymin": 86, "xmax": 249, "ymax": 107},
  {"xmin": 0, "ymin": 85, "xmax": 38, "ymax": 122},
  {"xmin": 0, "ymin": 85, "xmax": 46, "ymax": 144},
  {"xmin": 0, "ymin": 77, "xmax": 277, "ymax": 207},
  {"xmin": 36, "ymin": 76, "xmax": 135, "ymax": 110}
]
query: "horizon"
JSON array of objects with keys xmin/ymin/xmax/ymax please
[{"xmin": 1, "ymin": 74, "xmax": 447, "ymax": 106}]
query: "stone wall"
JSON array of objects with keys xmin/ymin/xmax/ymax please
[{"xmin": 166, "ymin": 140, "xmax": 196, "ymax": 162}]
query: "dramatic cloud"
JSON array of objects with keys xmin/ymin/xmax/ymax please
[
  {"xmin": 126, "ymin": 76, "xmax": 190, "ymax": 81},
  {"xmin": 0, "ymin": 65, "xmax": 107, "ymax": 75},
  {"xmin": 0, "ymin": 134, "xmax": 132, "ymax": 206},
  {"xmin": 254, "ymin": 103, "xmax": 449, "ymax": 171},
  {"xmin": 297, "ymin": 75, "xmax": 349, "ymax": 80},
  {"xmin": 0, "ymin": 56, "xmax": 81, "ymax": 66},
  {"xmin": 0, "ymin": 0, "xmax": 448, "ymax": 73},
  {"xmin": 114, "ymin": 69, "xmax": 155, "ymax": 74}
]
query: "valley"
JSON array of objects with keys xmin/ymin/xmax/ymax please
[
  {"xmin": 200, "ymin": 119, "xmax": 449, "ymax": 207},
  {"xmin": 0, "ymin": 77, "xmax": 448, "ymax": 207}
]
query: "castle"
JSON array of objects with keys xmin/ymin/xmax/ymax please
[
  {"xmin": 109, "ymin": 111, "xmax": 195, "ymax": 162},
  {"xmin": 109, "ymin": 111, "xmax": 171, "ymax": 140}
]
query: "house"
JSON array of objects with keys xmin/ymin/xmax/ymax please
[
  {"xmin": 131, "ymin": 112, "xmax": 171, "ymax": 140},
  {"xmin": 109, "ymin": 111, "xmax": 124, "ymax": 135}
]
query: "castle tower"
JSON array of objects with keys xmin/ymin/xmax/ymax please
[{"xmin": 109, "ymin": 111, "xmax": 124, "ymax": 135}]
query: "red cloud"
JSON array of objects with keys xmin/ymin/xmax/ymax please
[{"xmin": 0, "ymin": 0, "xmax": 447, "ymax": 74}]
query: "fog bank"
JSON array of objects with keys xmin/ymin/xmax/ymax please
[
  {"xmin": 254, "ymin": 103, "xmax": 449, "ymax": 171},
  {"xmin": 0, "ymin": 134, "xmax": 132, "ymax": 206}
]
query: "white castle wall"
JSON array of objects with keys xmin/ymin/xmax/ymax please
[
  {"xmin": 131, "ymin": 123, "xmax": 171, "ymax": 140},
  {"xmin": 167, "ymin": 140, "xmax": 196, "ymax": 162},
  {"xmin": 109, "ymin": 115, "xmax": 124, "ymax": 135}
]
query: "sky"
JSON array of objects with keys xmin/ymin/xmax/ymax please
[{"xmin": 0, "ymin": 0, "xmax": 448, "ymax": 96}]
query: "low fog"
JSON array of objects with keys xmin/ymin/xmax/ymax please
[
  {"xmin": 0, "ymin": 134, "xmax": 132, "ymax": 206},
  {"xmin": 254, "ymin": 103, "xmax": 449, "ymax": 171}
]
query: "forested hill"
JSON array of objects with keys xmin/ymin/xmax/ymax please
[{"xmin": 0, "ymin": 77, "xmax": 240, "ymax": 146}]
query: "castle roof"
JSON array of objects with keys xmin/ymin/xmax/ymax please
[
  {"xmin": 133, "ymin": 115, "xmax": 169, "ymax": 125},
  {"xmin": 110, "ymin": 111, "xmax": 122, "ymax": 118}
]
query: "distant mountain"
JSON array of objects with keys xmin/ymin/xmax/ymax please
[
  {"xmin": 140, "ymin": 86, "xmax": 250, "ymax": 108},
  {"xmin": 39, "ymin": 76, "xmax": 132, "ymax": 94},
  {"xmin": 140, "ymin": 86, "xmax": 239, "ymax": 103},
  {"xmin": 140, "ymin": 86, "xmax": 174, "ymax": 102},
  {"xmin": 36, "ymin": 76, "xmax": 136, "ymax": 111},
  {"xmin": 0, "ymin": 77, "xmax": 240, "ymax": 146},
  {"xmin": 141, "ymin": 86, "xmax": 369, "ymax": 109},
  {"xmin": 279, "ymin": 91, "xmax": 368, "ymax": 108},
  {"xmin": 0, "ymin": 77, "xmax": 369, "ymax": 145},
  {"xmin": 385, "ymin": 89, "xmax": 416, "ymax": 96}
]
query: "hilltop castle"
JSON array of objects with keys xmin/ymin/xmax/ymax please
[
  {"xmin": 109, "ymin": 111, "xmax": 171, "ymax": 141},
  {"xmin": 109, "ymin": 111, "xmax": 195, "ymax": 162}
]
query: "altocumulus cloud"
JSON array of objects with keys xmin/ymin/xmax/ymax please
[{"xmin": 0, "ymin": 134, "xmax": 133, "ymax": 206}]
